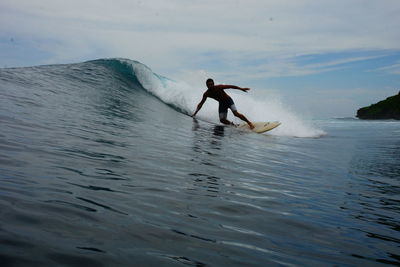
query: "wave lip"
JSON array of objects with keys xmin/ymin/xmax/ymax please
[{"xmin": 91, "ymin": 58, "xmax": 192, "ymax": 114}]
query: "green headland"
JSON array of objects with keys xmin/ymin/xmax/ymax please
[{"xmin": 356, "ymin": 91, "xmax": 400, "ymax": 120}]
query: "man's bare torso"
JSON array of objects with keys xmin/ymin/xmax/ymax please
[{"xmin": 205, "ymin": 87, "xmax": 231, "ymax": 103}]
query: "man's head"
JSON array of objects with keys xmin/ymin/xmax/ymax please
[{"xmin": 206, "ymin": 78, "xmax": 214, "ymax": 88}]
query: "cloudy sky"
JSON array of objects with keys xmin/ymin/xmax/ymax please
[{"xmin": 1, "ymin": 0, "xmax": 399, "ymax": 117}]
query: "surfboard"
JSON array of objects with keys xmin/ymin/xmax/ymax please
[{"xmin": 237, "ymin": 121, "xmax": 281, "ymax": 133}]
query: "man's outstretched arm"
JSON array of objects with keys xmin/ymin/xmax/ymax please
[
  {"xmin": 192, "ymin": 94, "xmax": 207, "ymax": 117},
  {"xmin": 215, "ymin": 84, "xmax": 250, "ymax": 92}
]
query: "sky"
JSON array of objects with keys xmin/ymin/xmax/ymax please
[{"xmin": 1, "ymin": 0, "xmax": 400, "ymax": 118}]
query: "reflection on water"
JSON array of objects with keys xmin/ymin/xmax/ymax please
[
  {"xmin": 191, "ymin": 119, "xmax": 225, "ymax": 158},
  {"xmin": 189, "ymin": 120, "xmax": 226, "ymax": 197},
  {"xmin": 213, "ymin": 125, "xmax": 225, "ymax": 137},
  {"xmin": 188, "ymin": 173, "xmax": 221, "ymax": 197}
]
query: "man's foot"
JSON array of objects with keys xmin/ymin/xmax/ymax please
[{"xmin": 248, "ymin": 122, "xmax": 255, "ymax": 129}]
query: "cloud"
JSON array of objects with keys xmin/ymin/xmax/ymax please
[
  {"xmin": 373, "ymin": 62, "xmax": 400, "ymax": 75},
  {"xmin": 1, "ymin": 0, "xmax": 400, "ymax": 71},
  {"xmin": 195, "ymin": 54, "xmax": 387, "ymax": 82}
]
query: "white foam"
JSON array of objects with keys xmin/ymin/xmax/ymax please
[{"xmin": 125, "ymin": 59, "xmax": 326, "ymax": 138}]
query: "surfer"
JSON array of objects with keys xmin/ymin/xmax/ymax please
[{"xmin": 192, "ymin": 78, "xmax": 255, "ymax": 129}]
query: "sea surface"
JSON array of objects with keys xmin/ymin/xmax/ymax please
[{"xmin": 0, "ymin": 59, "xmax": 399, "ymax": 266}]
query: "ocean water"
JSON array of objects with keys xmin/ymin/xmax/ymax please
[{"xmin": 0, "ymin": 58, "xmax": 399, "ymax": 266}]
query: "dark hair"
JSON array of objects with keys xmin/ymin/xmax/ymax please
[{"xmin": 206, "ymin": 78, "xmax": 214, "ymax": 84}]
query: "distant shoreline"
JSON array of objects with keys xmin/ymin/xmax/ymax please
[{"xmin": 356, "ymin": 91, "xmax": 400, "ymax": 120}]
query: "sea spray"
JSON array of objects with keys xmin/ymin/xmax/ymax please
[{"xmin": 230, "ymin": 92, "xmax": 326, "ymax": 138}]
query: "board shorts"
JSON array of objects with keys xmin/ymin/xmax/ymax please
[{"xmin": 219, "ymin": 97, "xmax": 237, "ymax": 120}]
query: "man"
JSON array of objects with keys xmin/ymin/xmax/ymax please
[{"xmin": 192, "ymin": 78, "xmax": 255, "ymax": 129}]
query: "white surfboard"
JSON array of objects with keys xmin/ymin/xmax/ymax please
[{"xmin": 237, "ymin": 121, "xmax": 281, "ymax": 133}]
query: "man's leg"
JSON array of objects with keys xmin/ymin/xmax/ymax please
[
  {"xmin": 220, "ymin": 118, "xmax": 234, "ymax": 125},
  {"xmin": 219, "ymin": 112, "xmax": 234, "ymax": 125},
  {"xmin": 232, "ymin": 110, "xmax": 254, "ymax": 129},
  {"xmin": 219, "ymin": 102, "xmax": 235, "ymax": 125}
]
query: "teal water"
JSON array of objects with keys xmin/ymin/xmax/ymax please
[{"xmin": 0, "ymin": 59, "xmax": 399, "ymax": 266}]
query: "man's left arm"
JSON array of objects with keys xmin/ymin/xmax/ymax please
[{"xmin": 216, "ymin": 84, "xmax": 250, "ymax": 92}]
